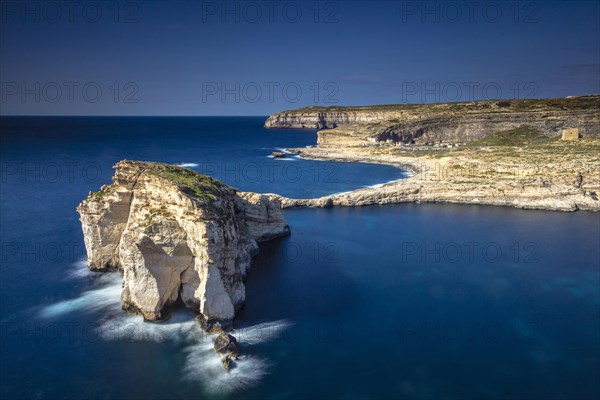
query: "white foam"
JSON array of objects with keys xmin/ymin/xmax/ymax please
[
  {"xmin": 268, "ymin": 148, "xmax": 298, "ymax": 161},
  {"xmin": 233, "ymin": 319, "xmax": 294, "ymax": 345},
  {"xmin": 96, "ymin": 310, "xmax": 200, "ymax": 343},
  {"xmin": 97, "ymin": 317, "xmax": 294, "ymax": 394},
  {"xmin": 183, "ymin": 346, "xmax": 272, "ymax": 393},
  {"xmin": 63, "ymin": 259, "xmax": 92, "ymax": 281},
  {"xmin": 42, "ymin": 265, "xmax": 292, "ymax": 394},
  {"xmin": 42, "ymin": 255, "xmax": 296, "ymax": 394},
  {"xmin": 290, "ymin": 153, "xmax": 326, "ymax": 162},
  {"xmin": 39, "ymin": 274, "xmax": 122, "ymax": 319},
  {"xmin": 266, "ymin": 156, "xmax": 297, "ymax": 161},
  {"xmin": 176, "ymin": 163, "xmax": 200, "ymax": 168},
  {"xmin": 327, "ymin": 176, "xmax": 410, "ymax": 197},
  {"xmin": 182, "ymin": 319, "xmax": 292, "ymax": 394},
  {"xmin": 361, "ymin": 176, "xmax": 408, "ymax": 189}
]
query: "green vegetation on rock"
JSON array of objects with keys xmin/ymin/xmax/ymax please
[
  {"xmin": 467, "ymin": 126, "xmax": 550, "ymax": 147},
  {"xmin": 143, "ymin": 162, "xmax": 225, "ymax": 204},
  {"xmin": 114, "ymin": 161, "xmax": 233, "ymax": 221},
  {"xmin": 89, "ymin": 189, "xmax": 107, "ymax": 199},
  {"xmin": 278, "ymin": 95, "xmax": 600, "ymax": 114},
  {"xmin": 143, "ymin": 206, "xmax": 174, "ymax": 226}
]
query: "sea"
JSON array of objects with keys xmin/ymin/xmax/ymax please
[{"xmin": 1, "ymin": 117, "xmax": 598, "ymax": 399}]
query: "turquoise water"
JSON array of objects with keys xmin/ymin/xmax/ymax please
[{"xmin": 1, "ymin": 117, "xmax": 598, "ymax": 399}]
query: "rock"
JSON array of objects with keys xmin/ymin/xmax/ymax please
[
  {"xmin": 221, "ymin": 355, "xmax": 233, "ymax": 371},
  {"xmin": 214, "ymin": 333, "xmax": 239, "ymax": 357},
  {"xmin": 196, "ymin": 314, "xmax": 231, "ymax": 333},
  {"xmin": 272, "ymin": 151, "xmax": 286, "ymax": 158},
  {"xmin": 320, "ymin": 198, "xmax": 334, "ymax": 208},
  {"xmin": 77, "ymin": 161, "xmax": 290, "ymax": 324}
]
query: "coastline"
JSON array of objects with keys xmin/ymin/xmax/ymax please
[
  {"xmin": 273, "ymin": 143, "xmax": 600, "ymax": 212},
  {"xmin": 265, "ymin": 100, "xmax": 600, "ymax": 212}
]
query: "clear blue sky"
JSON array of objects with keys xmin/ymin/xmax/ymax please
[{"xmin": 1, "ymin": 0, "xmax": 599, "ymax": 115}]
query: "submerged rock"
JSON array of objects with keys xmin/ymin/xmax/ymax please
[{"xmin": 77, "ymin": 160, "xmax": 290, "ymax": 325}]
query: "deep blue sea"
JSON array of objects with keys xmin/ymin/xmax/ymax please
[{"xmin": 1, "ymin": 117, "xmax": 599, "ymax": 399}]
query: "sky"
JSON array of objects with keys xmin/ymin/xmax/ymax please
[{"xmin": 1, "ymin": 0, "xmax": 599, "ymax": 116}]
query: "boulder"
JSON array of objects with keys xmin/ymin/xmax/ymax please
[{"xmin": 214, "ymin": 333, "xmax": 239, "ymax": 358}]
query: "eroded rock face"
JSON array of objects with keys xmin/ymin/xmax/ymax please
[
  {"xmin": 264, "ymin": 96, "xmax": 600, "ymax": 212},
  {"xmin": 264, "ymin": 110, "xmax": 399, "ymax": 129},
  {"xmin": 365, "ymin": 112, "xmax": 599, "ymax": 144},
  {"xmin": 77, "ymin": 161, "xmax": 290, "ymax": 324},
  {"xmin": 265, "ymin": 96, "xmax": 600, "ymax": 142}
]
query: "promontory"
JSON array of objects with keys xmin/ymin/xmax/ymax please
[{"xmin": 266, "ymin": 96, "xmax": 600, "ymax": 211}]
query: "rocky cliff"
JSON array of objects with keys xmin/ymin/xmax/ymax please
[
  {"xmin": 264, "ymin": 109, "xmax": 402, "ymax": 129},
  {"xmin": 265, "ymin": 96, "xmax": 600, "ymax": 212},
  {"xmin": 265, "ymin": 96, "xmax": 600, "ymax": 144},
  {"xmin": 366, "ymin": 111, "xmax": 599, "ymax": 144},
  {"xmin": 77, "ymin": 161, "xmax": 290, "ymax": 324},
  {"xmin": 275, "ymin": 135, "xmax": 600, "ymax": 212}
]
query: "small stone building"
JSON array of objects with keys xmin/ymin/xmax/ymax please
[{"xmin": 561, "ymin": 128, "xmax": 580, "ymax": 140}]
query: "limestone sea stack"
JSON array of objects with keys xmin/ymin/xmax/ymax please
[{"xmin": 77, "ymin": 161, "xmax": 290, "ymax": 325}]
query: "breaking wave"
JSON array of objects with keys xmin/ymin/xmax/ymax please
[
  {"xmin": 63, "ymin": 258, "xmax": 92, "ymax": 281},
  {"xmin": 40, "ymin": 261, "xmax": 292, "ymax": 394},
  {"xmin": 176, "ymin": 162, "xmax": 200, "ymax": 168},
  {"xmin": 39, "ymin": 273, "xmax": 122, "ymax": 319},
  {"xmin": 266, "ymin": 155, "xmax": 297, "ymax": 161},
  {"xmin": 182, "ymin": 320, "xmax": 292, "ymax": 393}
]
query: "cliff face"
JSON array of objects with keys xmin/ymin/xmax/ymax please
[
  {"xmin": 367, "ymin": 111, "xmax": 599, "ymax": 144},
  {"xmin": 77, "ymin": 161, "xmax": 289, "ymax": 323},
  {"xmin": 265, "ymin": 97, "xmax": 600, "ymax": 143},
  {"xmin": 277, "ymin": 135, "xmax": 600, "ymax": 212},
  {"xmin": 265, "ymin": 96, "xmax": 600, "ymax": 212},
  {"xmin": 264, "ymin": 110, "xmax": 401, "ymax": 129}
]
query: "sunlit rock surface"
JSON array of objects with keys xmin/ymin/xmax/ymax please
[{"xmin": 77, "ymin": 161, "xmax": 290, "ymax": 323}]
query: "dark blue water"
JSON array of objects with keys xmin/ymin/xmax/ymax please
[
  {"xmin": 1, "ymin": 118, "xmax": 599, "ymax": 399},
  {"xmin": 0, "ymin": 116, "xmax": 407, "ymax": 201}
]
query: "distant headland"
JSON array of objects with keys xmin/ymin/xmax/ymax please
[{"xmin": 266, "ymin": 96, "xmax": 600, "ymax": 211}]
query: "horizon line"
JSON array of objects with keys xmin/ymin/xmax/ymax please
[{"xmin": 0, "ymin": 115, "xmax": 271, "ymax": 118}]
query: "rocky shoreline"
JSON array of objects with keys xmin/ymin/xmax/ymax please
[
  {"xmin": 266, "ymin": 96, "xmax": 600, "ymax": 212},
  {"xmin": 75, "ymin": 100, "xmax": 599, "ymax": 368}
]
